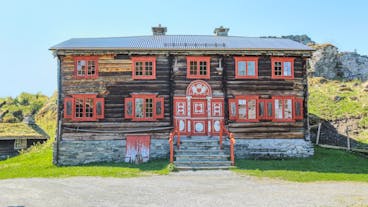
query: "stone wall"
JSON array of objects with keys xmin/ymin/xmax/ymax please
[
  {"xmin": 224, "ymin": 139, "xmax": 314, "ymax": 159},
  {"xmin": 55, "ymin": 139, "xmax": 170, "ymax": 166}
]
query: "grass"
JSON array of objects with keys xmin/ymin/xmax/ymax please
[
  {"xmin": 0, "ymin": 123, "xmax": 42, "ymax": 137},
  {"xmin": 0, "ymin": 138, "xmax": 172, "ymax": 179},
  {"xmin": 232, "ymin": 147, "xmax": 368, "ymax": 182}
]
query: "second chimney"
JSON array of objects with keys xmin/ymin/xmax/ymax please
[{"xmin": 152, "ymin": 24, "xmax": 167, "ymax": 35}]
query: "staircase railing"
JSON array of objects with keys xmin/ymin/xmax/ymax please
[
  {"xmin": 219, "ymin": 122, "xmax": 236, "ymax": 166},
  {"xmin": 169, "ymin": 129, "xmax": 180, "ymax": 164}
]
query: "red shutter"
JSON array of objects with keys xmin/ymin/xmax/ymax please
[
  {"xmin": 95, "ymin": 98, "xmax": 104, "ymax": 119},
  {"xmin": 264, "ymin": 99, "xmax": 273, "ymax": 120},
  {"xmin": 228, "ymin": 98, "xmax": 237, "ymax": 120},
  {"xmin": 64, "ymin": 97, "xmax": 74, "ymax": 119},
  {"xmin": 294, "ymin": 98, "xmax": 304, "ymax": 120},
  {"xmin": 155, "ymin": 97, "xmax": 164, "ymax": 119},
  {"xmin": 124, "ymin": 97, "xmax": 133, "ymax": 119}
]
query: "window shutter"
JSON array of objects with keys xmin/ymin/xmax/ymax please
[
  {"xmin": 64, "ymin": 97, "xmax": 74, "ymax": 119},
  {"xmin": 265, "ymin": 99, "xmax": 273, "ymax": 120},
  {"xmin": 124, "ymin": 97, "xmax": 133, "ymax": 119},
  {"xmin": 155, "ymin": 97, "xmax": 164, "ymax": 119},
  {"xmin": 294, "ymin": 98, "xmax": 303, "ymax": 120},
  {"xmin": 228, "ymin": 98, "xmax": 237, "ymax": 120},
  {"xmin": 95, "ymin": 98, "xmax": 104, "ymax": 119}
]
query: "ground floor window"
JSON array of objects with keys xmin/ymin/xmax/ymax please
[
  {"xmin": 14, "ymin": 139, "xmax": 27, "ymax": 150},
  {"xmin": 64, "ymin": 94, "xmax": 104, "ymax": 121},
  {"xmin": 125, "ymin": 94, "xmax": 164, "ymax": 121}
]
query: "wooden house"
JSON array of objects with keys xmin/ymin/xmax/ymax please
[
  {"xmin": 0, "ymin": 119, "xmax": 48, "ymax": 160},
  {"xmin": 50, "ymin": 26, "xmax": 314, "ymax": 168}
]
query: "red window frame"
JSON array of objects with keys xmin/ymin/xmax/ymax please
[
  {"xmin": 271, "ymin": 57, "xmax": 294, "ymax": 79},
  {"xmin": 124, "ymin": 94, "xmax": 164, "ymax": 121},
  {"xmin": 234, "ymin": 57, "xmax": 259, "ymax": 79},
  {"xmin": 63, "ymin": 94, "xmax": 104, "ymax": 121},
  {"xmin": 272, "ymin": 96, "xmax": 294, "ymax": 122},
  {"xmin": 186, "ymin": 56, "xmax": 211, "ymax": 79},
  {"xmin": 131, "ymin": 56, "xmax": 156, "ymax": 80},
  {"xmin": 259, "ymin": 99, "xmax": 273, "ymax": 120},
  {"xmin": 74, "ymin": 56, "xmax": 99, "ymax": 79},
  {"xmin": 229, "ymin": 96, "xmax": 259, "ymax": 122},
  {"xmin": 294, "ymin": 97, "xmax": 304, "ymax": 120}
]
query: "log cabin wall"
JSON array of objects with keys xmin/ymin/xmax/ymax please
[{"xmin": 60, "ymin": 54, "xmax": 172, "ymax": 141}]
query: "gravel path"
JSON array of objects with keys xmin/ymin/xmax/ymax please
[{"xmin": 1, "ymin": 171, "xmax": 367, "ymax": 207}]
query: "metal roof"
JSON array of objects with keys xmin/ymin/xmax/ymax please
[{"xmin": 50, "ymin": 35, "xmax": 313, "ymax": 51}]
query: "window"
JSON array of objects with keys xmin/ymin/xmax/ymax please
[
  {"xmin": 64, "ymin": 94, "xmax": 104, "ymax": 121},
  {"xmin": 272, "ymin": 96, "xmax": 294, "ymax": 122},
  {"xmin": 186, "ymin": 56, "xmax": 211, "ymax": 79},
  {"xmin": 294, "ymin": 97, "xmax": 303, "ymax": 120},
  {"xmin": 125, "ymin": 94, "xmax": 164, "ymax": 121},
  {"xmin": 234, "ymin": 57, "xmax": 258, "ymax": 79},
  {"xmin": 132, "ymin": 57, "xmax": 156, "ymax": 80},
  {"xmin": 74, "ymin": 56, "xmax": 99, "ymax": 79},
  {"xmin": 259, "ymin": 99, "xmax": 273, "ymax": 120},
  {"xmin": 14, "ymin": 139, "xmax": 27, "ymax": 150},
  {"xmin": 271, "ymin": 57, "xmax": 294, "ymax": 79},
  {"xmin": 228, "ymin": 96, "xmax": 259, "ymax": 122}
]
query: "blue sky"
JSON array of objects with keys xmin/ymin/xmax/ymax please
[{"xmin": 0, "ymin": 0, "xmax": 367, "ymax": 97}]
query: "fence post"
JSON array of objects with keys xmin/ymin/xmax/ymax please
[
  {"xmin": 346, "ymin": 127, "xmax": 351, "ymax": 151},
  {"xmin": 316, "ymin": 122, "xmax": 322, "ymax": 145}
]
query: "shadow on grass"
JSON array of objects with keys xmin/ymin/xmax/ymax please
[{"xmin": 235, "ymin": 147, "xmax": 368, "ymax": 175}]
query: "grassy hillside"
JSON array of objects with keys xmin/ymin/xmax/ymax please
[{"xmin": 309, "ymin": 77, "xmax": 368, "ymax": 141}]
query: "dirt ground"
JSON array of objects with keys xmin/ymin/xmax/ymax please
[{"xmin": 1, "ymin": 171, "xmax": 367, "ymax": 207}]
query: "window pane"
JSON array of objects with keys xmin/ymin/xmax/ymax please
[
  {"xmin": 238, "ymin": 99, "xmax": 246, "ymax": 119},
  {"xmin": 259, "ymin": 102, "xmax": 264, "ymax": 117},
  {"xmin": 199, "ymin": 61, "xmax": 207, "ymax": 75},
  {"xmin": 77, "ymin": 60, "xmax": 86, "ymax": 76},
  {"xmin": 275, "ymin": 99, "xmax": 283, "ymax": 119},
  {"xmin": 135, "ymin": 98, "xmax": 144, "ymax": 118},
  {"xmin": 295, "ymin": 102, "xmax": 301, "ymax": 117},
  {"xmin": 248, "ymin": 99, "xmax": 256, "ymax": 119},
  {"xmin": 230, "ymin": 102, "xmax": 236, "ymax": 117},
  {"xmin": 274, "ymin": 61, "xmax": 282, "ymax": 76},
  {"xmin": 237, "ymin": 61, "xmax": 246, "ymax": 76},
  {"xmin": 145, "ymin": 62, "xmax": 153, "ymax": 76},
  {"xmin": 135, "ymin": 62, "xmax": 143, "ymax": 76},
  {"xmin": 284, "ymin": 62, "xmax": 291, "ymax": 76},
  {"xmin": 66, "ymin": 101, "xmax": 72, "ymax": 116},
  {"xmin": 87, "ymin": 60, "xmax": 96, "ymax": 76},
  {"xmin": 284, "ymin": 99, "xmax": 292, "ymax": 119},
  {"xmin": 75, "ymin": 98, "xmax": 84, "ymax": 118},
  {"xmin": 267, "ymin": 102, "xmax": 273, "ymax": 118},
  {"xmin": 156, "ymin": 100, "xmax": 162, "ymax": 115},
  {"xmin": 190, "ymin": 61, "xmax": 197, "ymax": 75},
  {"xmin": 85, "ymin": 98, "xmax": 94, "ymax": 118},
  {"xmin": 247, "ymin": 61, "xmax": 256, "ymax": 76},
  {"xmin": 127, "ymin": 101, "xmax": 133, "ymax": 116},
  {"xmin": 145, "ymin": 98, "xmax": 153, "ymax": 118},
  {"xmin": 96, "ymin": 101, "xmax": 102, "ymax": 116}
]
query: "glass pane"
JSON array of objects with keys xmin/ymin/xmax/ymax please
[
  {"xmin": 190, "ymin": 61, "xmax": 197, "ymax": 75},
  {"xmin": 275, "ymin": 99, "xmax": 283, "ymax": 119},
  {"xmin": 237, "ymin": 61, "xmax": 246, "ymax": 76},
  {"xmin": 248, "ymin": 99, "xmax": 256, "ymax": 119},
  {"xmin": 295, "ymin": 102, "xmax": 301, "ymax": 117},
  {"xmin": 135, "ymin": 62, "xmax": 143, "ymax": 76},
  {"xmin": 75, "ymin": 98, "xmax": 84, "ymax": 118},
  {"xmin": 66, "ymin": 101, "xmax": 72, "ymax": 116},
  {"xmin": 274, "ymin": 61, "xmax": 282, "ymax": 76},
  {"xmin": 230, "ymin": 102, "xmax": 236, "ymax": 117},
  {"xmin": 284, "ymin": 62, "xmax": 291, "ymax": 76},
  {"xmin": 145, "ymin": 62, "xmax": 153, "ymax": 76},
  {"xmin": 156, "ymin": 101, "xmax": 162, "ymax": 115},
  {"xmin": 259, "ymin": 102, "xmax": 264, "ymax": 117},
  {"xmin": 85, "ymin": 98, "xmax": 94, "ymax": 117},
  {"xmin": 284, "ymin": 99, "xmax": 292, "ymax": 119},
  {"xmin": 247, "ymin": 61, "xmax": 256, "ymax": 76},
  {"xmin": 145, "ymin": 98, "xmax": 153, "ymax": 118},
  {"xmin": 238, "ymin": 99, "xmax": 246, "ymax": 119},
  {"xmin": 87, "ymin": 60, "xmax": 95, "ymax": 76},
  {"xmin": 96, "ymin": 102, "xmax": 102, "ymax": 116},
  {"xmin": 77, "ymin": 60, "xmax": 86, "ymax": 76},
  {"xmin": 199, "ymin": 61, "xmax": 207, "ymax": 75},
  {"xmin": 267, "ymin": 102, "xmax": 273, "ymax": 118},
  {"xmin": 135, "ymin": 98, "xmax": 143, "ymax": 118},
  {"xmin": 127, "ymin": 101, "xmax": 133, "ymax": 116}
]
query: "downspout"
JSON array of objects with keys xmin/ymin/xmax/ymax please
[{"xmin": 55, "ymin": 54, "xmax": 62, "ymax": 165}]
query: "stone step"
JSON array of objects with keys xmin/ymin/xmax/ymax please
[
  {"xmin": 175, "ymin": 149, "xmax": 225, "ymax": 155},
  {"xmin": 174, "ymin": 160, "xmax": 232, "ymax": 167},
  {"xmin": 176, "ymin": 166, "xmax": 234, "ymax": 171},
  {"xmin": 178, "ymin": 145, "xmax": 220, "ymax": 150},
  {"xmin": 180, "ymin": 139, "xmax": 219, "ymax": 143},
  {"xmin": 179, "ymin": 142, "xmax": 220, "ymax": 147},
  {"xmin": 175, "ymin": 154, "xmax": 229, "ymax": 161}
]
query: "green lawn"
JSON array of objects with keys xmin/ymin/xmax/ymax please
[
  {"xmin": 232, "ymin": 147, "xmax": 368, "ymax": 182},
  {"xmin": 0, "ymin": 139, "xmax": 172, "ymax": 179}
]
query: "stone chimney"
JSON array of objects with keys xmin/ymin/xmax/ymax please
[
  {"xmin": 23, "ymin": 115, "xmax": 35, "ymax": 125},
  {"xmin": 152, "ymin": 24, "xmax": 167, "ymax": 35},
  {"xmin": 214, "ymin": 26, "xmax": 230, "ymax": 36}
]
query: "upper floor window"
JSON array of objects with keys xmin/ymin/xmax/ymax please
[
  {"xmin": 125, "ymin": 94, "xmax": 164, "ymax": 121},
  {"xmin": 271, "ymin": 57, "xmax": 294, "ymax": 79},
  {"xmin": 234, "ymin": 57, "xmax": 258, "ymax": 79},
  {"xmin": 74, "ymin": 56, "xmax": 99, "ymax": 79},
  {"xmin": 187, "ymin": 56, "xmax": 211, "ymax": 79},
  {"xmin": 64, "ymin": 94, "xmax": 104, "ymax": 121},
  {"xmin": 132, "ymin": 57, "xmax": 156, "ymax": 80}
]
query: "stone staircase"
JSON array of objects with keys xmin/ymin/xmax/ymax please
[{"xmin": 174, "ymin": 136, "xmax": 233, "ymax": 170}]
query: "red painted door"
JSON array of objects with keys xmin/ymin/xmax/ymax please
[
  {"xmin": 125, "ymin": 135, "xmax": 150, "ymax": 163},
  {"xmin": 191, "ymin": 99, "xmax": 208, "ymax": 135}
]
